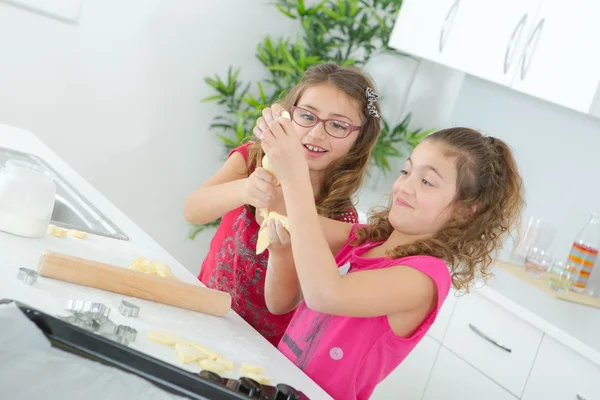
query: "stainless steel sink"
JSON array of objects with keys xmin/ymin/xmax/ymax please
[{"xmin": 0, "ymin": 147, "xmax": 129, "ymax": 241}]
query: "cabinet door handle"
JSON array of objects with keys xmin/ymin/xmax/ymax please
[
  {"xmin": 520, "ymin": 18, "xmax": 545, "ymax": 80},
  {"xmin": 576, "ymin": 395, "xmax": 587, "ymax": 400},
  {"xmin": 439, "ymin": 0, "xmax": 461, "ymax": 53},
  {"xmin": 504, "ymin": 13, "xmax": 528, "ymax": 74},
  {"xmin": 468, "ymin": 323, "xmax": 512, "ymax": 353}
]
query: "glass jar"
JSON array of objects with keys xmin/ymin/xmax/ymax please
[
  {"xmin": 567, "ymin": 213, "xmax": 600, "ymax": 293},
  {"xmin": 0, "ymin": 160, "xmax": 56, "ymax": 238},
  {"xmin": 525, "ymin": 246, "xmax": 553, "ymax": 277},
  {"xmin": 548, "ymin": 260, "xmax": 573, "ymax": 292}
]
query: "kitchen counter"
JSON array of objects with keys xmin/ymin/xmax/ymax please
[
  {"xmin": 356, "ymin": 186, "xmax": 600, "ymax": 368},
  {"xmin": 0, "ymin": 124, "xmax": 332, "ymax": 399}
]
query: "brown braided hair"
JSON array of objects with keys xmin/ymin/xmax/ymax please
[
  {"xmin": 245, "ymin": 63, "xmax": 381, "ymax": 219},
  {"xmin": 355, "ymin": 128, "xmax": 525, "ymax": 291}
]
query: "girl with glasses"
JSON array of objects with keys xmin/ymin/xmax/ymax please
[{"xmin": 184, "ymin": 63, "xmax": 382, "ymax": 346}]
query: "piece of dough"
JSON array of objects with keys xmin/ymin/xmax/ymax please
[
  {"xmin": 199, "ymin": 359, "xmax": 226, "ymax": 375},
  {"xmin": 129, "ymin": 258, "xmax": 175, "ymax": 278},
  {"xmin": 175, "ymin": 343, "xmax": 207, "ymax": 364},
  {"xmin": 256, "ymin": 211, "xmax": 290, "ymax": 254},
  {"xmin": 256, "ymin": 110, "xmax": 291, "ymax": 254},
  {"xmin": 215, "ymin": 358, "xmax": 234, "ymax": 372},
  {"xmin": 240, "ymin": 362, "xmax": 264, "ymax": 374},
  {"xmin": 245, "ymin": 373, "xmax": 270, "ymax": 385},
  {"xmin": 189, "ymin": 342, "xmax": 221, "ymax": 360},
  {"xmin": 129, "ymin": 257, "xmax": 152, "ymax": 273},
  {"xmin": 48, "ymin": 225, "xmax": 67, "ymax": 238},
  {"xmin": 147, "ymin": 330, "xmax": 184, "ymax": 346},
  {"xmin": 261, "ymin": 156, "xmax": 278, "ymax": 186},
  {"xmin": 69, "ymin": 229, "xmax": 87, "ymax": 239},
  {"xmin": 153, "ymin": 261, "xmax": 175, "ymax": 277},
  {"xmin": 260, "ymin": 110, "xmax": 289, "ymax": 186}
]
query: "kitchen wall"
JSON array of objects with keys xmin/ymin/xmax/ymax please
[
  {"xmin": 0, "ymin": 0, "xmax": 298, "ymax": 275},
  {"xmin": 449, "ymin": 76, "xmax": 600, "ymax": 289}
]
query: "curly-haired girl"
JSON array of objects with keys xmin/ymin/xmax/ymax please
[{"xmin": 261, "ymin": 126, "xmax": 524, "ymax": 399}]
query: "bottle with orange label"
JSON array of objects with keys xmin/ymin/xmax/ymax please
[{"xmin": 566, "ymin": 213, "xmax": 600, "ymax": 293}]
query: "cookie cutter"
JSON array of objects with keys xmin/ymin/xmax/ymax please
[
  {"xmin": 59, "ymin": 314, "xmax": 102, "ymax": 332},
  {"xmin": 118, "ymin": 300, "xmax": 140, "ymax": 318},
  {"xmin": 115, "ymin": 325, "xmax": 138, "ymax": 342},
  {"xmin": 66, "ymin": 300, "xmax": 111, "ymax": 324},
  {"xmin": 98, "ymin": 325, "xmax": 137, "ymax": 346},
  {"xmin": 99, "ymin": 332, "xmax": 131, "ymax": 346},
  {"xmin": 17, "ymin": 267, "xmax": 39, "ymax": 285},
  {"xmin": 97, "ymin": 319, "xmax": 117, "ymax": 335},
  {"xmin": 66, "ymin": 300, "xmax": 108, "ymax": 315},
  {"xmin": 60, "ymin": 300, "xmax": 139, "ymax": 347}
]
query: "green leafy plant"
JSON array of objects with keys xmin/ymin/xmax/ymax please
[
  {"xmin": 190, "ymin": 0, "xmax": 429, "ymax": 238},
  {"xmin": 371, "ymin": 113, "xmax": 434, "ymax": 174}
]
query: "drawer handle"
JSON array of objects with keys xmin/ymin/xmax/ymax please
[
  {"xmin": 468, "ymin": 324, "xmax": 512, "ymax": 353},
  {"xmin": 503, "ymin": 13, "xmax": 528, "ymax": 74},
  {"xmin": 520, "ymin": 18, "xmax": 545, "ymax": 80},
  {"xmin": 576, "ymin": 395, "xmax": 587, "ymax": 400},
  {"xmin": 438, "ymin": 0, "xmax": 460, "ymax": 53}
]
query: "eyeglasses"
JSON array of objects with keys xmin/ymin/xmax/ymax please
[{"xmin": 290, "ymin": 106, "xmax": 361, "ymax": 138}]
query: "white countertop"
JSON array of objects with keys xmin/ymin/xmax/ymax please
[
  {"xmin": 0, "ymin": 124, "xmax": 332, "ymax": 399},
  {"xmin": 356, "ymin": 186, "xmax": 600, "ymax": 367}
]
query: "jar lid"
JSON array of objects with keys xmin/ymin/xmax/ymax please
[{"xmin": 5, "ymin": 159, "xmax": 55, "ymax": 179}]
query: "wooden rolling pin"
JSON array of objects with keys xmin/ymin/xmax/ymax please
[{"xmin": 37, "ymin": 251, "xmax": 231, "ymax": 317}]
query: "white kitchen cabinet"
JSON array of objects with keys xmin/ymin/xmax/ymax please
[
  {"xmin": 444, "ymin": 0, "xmax": 542, "ymax": 86},
  {"xmin": 390, "ymin": 0, "xmax": 600, "ymax": 117},
  {"xmin": 510, "ymin": 0, "xmax": 600, "ymax": 114},
  {"xmin": 422, "ymin": 347, "xmax": 517, "ymax": 400},
  {"xmin": 443, "ymin": 293, "xmax": 543, "ymax": 397},
  {"xmin": 522, "ymin": 336, "xmax": 600, "ymax": 400},
  {"xmin": 427, "ymin": 288, "xmax": 458, "ymax": 343},
  {"xmin": 389, "ymin": 0, "xmax": 464, "ymax": 67},
  {"xmin": 371, "ymin": 335, "xmax": 440, "ymax": 400}
]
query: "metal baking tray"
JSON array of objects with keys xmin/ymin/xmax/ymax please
[{"xmin": 2, "ymin": 299, "xmax": 307, "ymax": 400}]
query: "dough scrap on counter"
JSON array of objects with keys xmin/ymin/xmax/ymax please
[
  {"xmin": 129, "ymin": 257, "xmax": 175, "ymax": 278},
  {"xmin": 240, "ymin": 362, "xmax": 264, "ymax": 374},
  {"xmin": 48, "ymin": 224, "xmax": 67, "ymax": 238},
  {"xmin": 189, "ymin": 342, "xmax": 221, "ymax": 361},
  {"xmin": 175, "ymin": 343, "xmax": 207, "ymax": 364},
  {"xmin": 199, "ymin": 359, "xmax": 226, "ymax": 375},
  {"xmin": 245, "ymin": 373, "xmax": 270, "ymax": 385},
  {"xmin": 147, "ymin": 330, "xmax": 185, "ymax": 346},
  {"xmin": 215, "ymin": 358, "xmax": 234, "ymax": 372},
  {"xmin": 256, "ymin": 211, "xmax": 289, "ymax": 254},
  {"xmin": 69, "ymin": 229, "xmax": 87, "ymax": 239},
  {"xmin": 129, "ymin": 257, "xmax": 152, "ymax": 272}
]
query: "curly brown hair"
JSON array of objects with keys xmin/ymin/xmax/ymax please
[
  {"xmin": 245, "ymin": 63, "xmax": 381, "ymax": 219},
  {"xmin": 355, "ymin": 128, "xmax": 525, "ymax": 291}
]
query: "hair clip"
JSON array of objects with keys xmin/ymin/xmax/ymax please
[
  {"xmin": 366, "ymin": 87, "xmax": 381, "ymax": 119},
  {"xmin": 487, "ymin": 136, "xmax": 495, "ymax": 144}
]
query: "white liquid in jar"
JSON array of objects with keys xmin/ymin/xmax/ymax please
[{"xmin": 0, "ymin": 210, "xmax": 50, "ymax": 238}]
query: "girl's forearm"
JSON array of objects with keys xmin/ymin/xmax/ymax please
[
  {"xmin": 265, "ymin": 248, "xmax": 302, "ymax": 314},
  {"xmin": 281, "ymin": 170, "xmax": 342, "ymax": 308},
  {"xmin": 184, "ymin": 179, "xmax": 247, "ymax": 225}
]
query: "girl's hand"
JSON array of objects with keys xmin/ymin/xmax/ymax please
[
  {"xmin": 253, "ymin": 104, "xmax": 288, "ymax": 139},
  {"xmin": 260, "ymin": 117, "xmax": 308, "ymax": 186},
  {"xmin": 241, "ymin": 168, "xmax": 281, "ymax": 209},
  {"xmin": 265, "ymin": 219, "xmax": 291, "ymax": 252}
]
